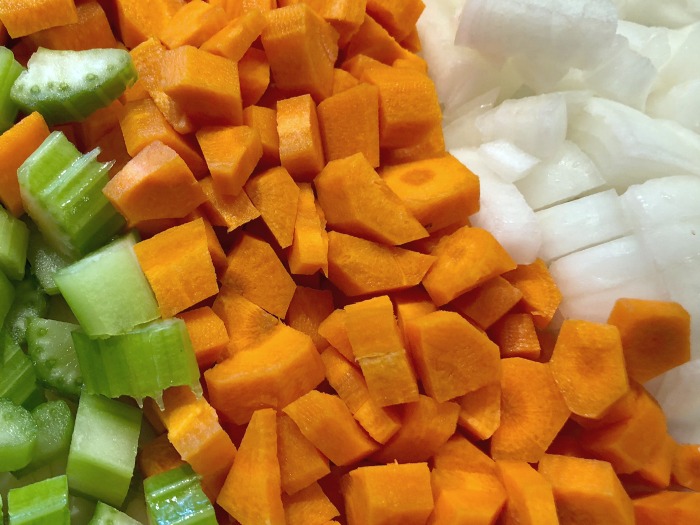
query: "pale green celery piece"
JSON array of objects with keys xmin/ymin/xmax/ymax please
[
  {"xmin": 10, "ymin": 47, "xmax": 137, "ymax": 125},
  {"xmin": 0, "ymin": 46, "xmax": 23, "ymax": 133},
  {"xmin": 2, "ymin": 274, "xmax": 48, "ymax": 346},
  {"xmin": 54, "ymin": 233, "xmax": 159, "ymax": 338},
  {"xmin": 66, "ymin": 392, "xmax": 141, "ymax": 508},
  {"xmin": 0, "ymin": 330, "xmax": 41, "ymax": 407},
  {"xmin": 0, "ymin": 399, "xmax": 37, "ymax": 472},
  {"xmin": 144, "ymin": 465, "xmax": 217, "ymax": 525},
  {"xmin": 88, "ymin": 501, "xmax": 142, "ymax": 525},
  {"xmin": 70, "ymin": 494, "xmax": 97, "ymax": 525},
  {"xmin": 0, "ymin": 206, "xmax": 29, "ymax": 281},
  {"xmin": 26, "ymin": 221, "xmax": 74, "ymax": 295},
  {"xmin": 0, "ymin": 270, "xmax": 13, "ymax": 328},
  {"xmin": 7, "ymin": 475, "xmax": 70, "ymax": 525},
  {"xmin": 27, "ymin": 318, "xmax": 82, "ymax": 397}
]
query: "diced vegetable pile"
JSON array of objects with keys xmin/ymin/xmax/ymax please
[{"xmin": 0, "ymin": 0, "xmax": 698, "ymax": 524}]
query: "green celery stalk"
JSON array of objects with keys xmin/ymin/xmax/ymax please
[
  {"xmin": 2, "ymin": 274, "xmax": 48, "ymax": 346},
  {"xmin": 144, "ymin": 465, "xmax": 217, "ymax": 525},
  {"xmin": 88, "ymin": 501, "xmax": 142, "ymax": 525},
  {"xmin": 0, "ymin": 330, "xmax": 42, "ymax": 408},
  {"xmin": 0, "ymin": 205, "xmax": 29, "ymax": 281},
  {"xmin": 27, "ymin": 318, "xmax": 82, "ymax": 397},
  {"xmin": 7, "ymin": 475, "xmax": 70, "ymax": 525},
  {"xmin": 0, "ymin": 270, "xmax": 13, "ymax": 328},
  {"xmin": 26, "ymin": 221, "xmax": 74, "ymax": 295},
  {"xmin": 0, "ymin": 46, "xmax": 23, "ymax": 133},
  {"xmin": 0, "ymin": 399, "xmax": 37, "ymax": 472}
]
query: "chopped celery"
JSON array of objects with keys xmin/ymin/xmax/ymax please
[
  {"xmin": 73, "ymin": 318, "xmax": 200, "ymax": 403},
  {"xmin": 0, "ymin": 399, "xmax": 37, "ymax": 472},
  {"xmin": 26, "ymin": 221, "xmax": 74, "ymax": 295},
  {"xmin": 0, "ymin": 46, "xmax": 23, "ymax": 133},
  {"xmin": 0, "ymin": 270, "xmax": 13, "ymax": 327},
  {"xmin": 0, "ymin": 206, "xmax": 29, "ymax": 281},
  {"xmin": 2, "ymin": 274, "xmax": 48, "ymax": 346},
  {"xmin": 18, "ymin": 131, "xmax": 126, "ymax": 259},
  {"xmin": 89, "ymin": 501, "xmax": 142, "ymax": 525},
  {"xmin": 7, "ymin": 475, "xmax": 70, "ymax": 525},
  {"xmin": 70, "ymin": 494, "xmax": 97, "ymax": 525},
  {"xmin": 27, "ymin": 318, "xmax": 82, "ymax": 397},
  {"xmin": 10, "ymin": 48, "xmax": 137, "ymax": 125},
  {"xmin": 144, "ymin": 465, "xmax": 217, "ymax": 525},
  {"xmin": 66, "ymin": 392, "xmax": 141, "ymax": 508},
  {"xmin": 54, "ymin": 233, "xmax": 159, "ymax": 337},
  {"xmin": 0, "ymin": 330, "xmax": 40, "ymax": 408}
]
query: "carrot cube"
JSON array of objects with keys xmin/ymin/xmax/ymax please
[
  {"xmin": 277, "ymin": 413, "xmax": 331, "ymax": 496},
  {"xmin": 283, "ymin": 482, "xmax": 339, "ymax": 525},
  {"xmin": 286, "ymin": 286, "xmax": 334, "ymax": 351},
  {"xmin": 159, "ymin": 0, "xmax": 227, "ymax": 49},
  {"xmin": 391, "ymin": 286, "xmax": 436, "ymax": 333},
  {"xmin": 317, "ymin": 309, "xmax": 354, "ymax": 362},
  {"xmin": 198, "ymin": 176, "xmax": 261, "ymax": 232},
  {"xmin": 0, "ymin": 0, "xmax": 78, "ymax": 38},
  {"xmin": 243, "ymin": 105, "xmax": 281, "ymax": 167},
  {"xmin": 429, "ymin": 469, "xmax": 506, "ymax": 525},
  {"xmin": 672, "ymin": 443, "xmax": 700, "ymax": 491},
  {"xmin": 201, "ymin": 9, "xmax": 267, "ymax": 62},
  {"xmin": 634, "ymin": 491, "xmax": 700, "ymax": 524},
  {"xmin": 288, "ymin": 183, "xmax": 329, "ymax": 276},
  {"xmin": 113, "ymin": 0, "xmax": 182, "ymax": 49},
  {"xmin": 332, "ymin": 67, "xmax": 360, "ymax": 94},
  {"xmin": 238, "ymin": 47, "xmax": 271, "ymax": 107},
  {"xmin": 456, "ymin": 383, "xmax": 501, "ymax": 440},
  {"xmin": 138, "ymin": 433, "xmax": 184, "ymax": 479},
  {"xmin": 503, "ymin": 259, "xmax": 563, "ymax": 329},
  {"xmin": 346, "ymin": 13, "xmax": 414, "ymax": 65},
  {"xmin": 176, "ymin": 306, "xmax": 228, "ymax": 369},
  {"xmin": 489, "ymin": 313, "xmax": 542, "ymax": 360},
  {"xmin": 276, "ymin": 94, "xmax": 325, "ymax": 181},
  {"xmin": 432, "ymin": 434, "xmax": 496, "ymax": 475},
  {"xmin": 365, "ymin": 0, "xmax": 425, "ymax": 42},
  {"xmin": 451, "ymin": 276, "xmax": 523, "ymax": 330},
  {"xmin": 496, "ymin": 461, "xmax": 559, "ymax": 525}
]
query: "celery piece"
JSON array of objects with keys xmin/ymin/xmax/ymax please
[
  {"xmin": 10, "ymin": 48, "xmax": 137, "ymax": 125},
  {"xmin": 89, "ymin": 502, "xmax": 142, "ymax": 525},
  {"xmin": 73, "ymin": 318, "xmax": 200, "ymax": 403},
  {"xmin": 54, "ymin": 233, "xmax": 159, "ymax": 337},
  {"xmin": 70, "ymin": 494, "xmax": 97, "ymax": 525},
  {"xmin": 2, "ymin": 274, "xmax": 48, "ymax": 346},
  {"xmin": 0, "ymin": 399, "xmax": 37, "ymax": 472},
  {"xmin": 66, "ymin": 392, "xmax": 141, "ymax": 508},
  {"xmin": 0, "ymin": 331, "xmax": 40, "ymax": 407},
  {"xmin": 18, "ymin": 131, "xmax": 126, "ymax": 259},
  {"xmin": 0, "ymin": 46, "xmax": 23, "ymax": 133},
  {"xmin": 0, "ymin": 206, "xmax": 29, "ymax": 282},
  {"xmin": 26, "ymin": 222, "xmax": 74, "ymax": 295},
  {"xmin": 7, "ymin": 475, "xmax": 70, "ymax": 525},
  {"xmin": 27, "ymin": 318, "xmax": 82, "ymax": 397},
  {"xmin": 0, "ymin": 270, "xmax": 13, "ymax": 328},
  {"xmin": 144, "ymin": 465, "xmax": 217, "ymax": 525}
]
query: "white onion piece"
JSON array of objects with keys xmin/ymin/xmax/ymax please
[
  {"xmin": 617, "ymin": 20, "xmax": 673, "ymax": 70},
  {"xmin": 612, "ymin": 0, "xmax": 700, "ymax": 29},
  {"xmin": 515, "ymin": 141, "xmax": 606, "ymax": 211},
  {"xmin": 536, "ymin": 190, "xmax": 632, "ymax": 262},
  {"xmin": 569, "ymin": 97, "xmax": 700, "ymax": 190},
  {"xmin": 647, "ymin": 79, "xmax": 700, "ymax": 133},
  {"xmin": 662, "ymin": 256, "xmax": 700, "ymax": 358},
  {"xmin": 476, "ymin": 140, "xmax": 540, "ymax": 183},
  {"xmin": 656, "ymin": 24, "xmax": 700, "ymax": 90},
  {"xmin": 638, "ymin": 220, "xmax": 700, "ymax": 268},
  {"xmin": 475, "ymin": 93, "xmax": 567, "ymax": 159},
  {"xmin": 621, "ymin": 175, "xmax": 700, "ymax": 229},
  {"xmin": 443, "ymin": 89, "xmax": 500, "ymax": 148}
]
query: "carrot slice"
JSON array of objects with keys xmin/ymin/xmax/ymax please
[
  {"xmin": 365, "ymin": 0, "xmax": 424, "ymax": 42},
  {"xmin": 450, "ymin": 276, "xmax": 523, "ymax": 330},
  {"xmin": 176, "ymin": 306, "xmax": 229, "ymax": 369},
  {"xmin": 277, "ymin": 413, "xmax": 330, "ymax": 496},
  {"xmin": 502, "ymin": 259, "xmax": 562, "ymax": 329},
  {"xmin": 331, "ymin": 67, "xmax": 360, "ymax": 94},
  {"xmin": 346, "ymin": 14, "xmax": 417, "ymax": 66},
  {"xmin": 391, "ymin": 287, "xmax": 436, "ymax": 334},
  {"xmin": 317, "ymin": 309, "xmax": 355, "ymax": 362},
  {"xmin": 283, "ymin": 482, "xmax": 340, "ymax": 525},
  {"xmin": 238, "ymin": 47, "xmax": 271, "ymax": 107},
  {"xmin": 243, "ymin": 105, "xmax": 281, "ymax": 167},
  {"xmin": 634, "ymin": 491, "xmax": 700, "ymax": 525},
  {"xmin": 286, "ymin": 287, "xmax": 334, "ymax": 351},
  {"xmin": 288, "ymin": 183, "xmax": 329, "ymax": 276},
  {"xmin": 138, "ymin": 433, "xmax": 184, "ymax": 479},
  {"xmin": 489, "ymin": 313, "xmax": 541, "ymax": 360},
  {"xmin": 636, "ymin": 433, "xmax": 676, "ymax": 489},
  {"xmin": 201, "ymin": 9, "xmax": 267, "ymax": 62},
  {"xmin": 159, "ymin": 0, "xmax": 227, "ymax": 49},
  {"xmin": 276, "ymin": 94, "xmax": 325, "ymax": 181},
  {"xmin": 432, "ymin": 434, "xmax": 496, "ymax": 475},
  {"xmin": 672, "ymin": 444, "xmax": 700, "ymax": 491},
  {"xmin": 382, "ymin": 119, "xmax": 446, "ymax": 165},
  {"xmin": 456, "ymin": 383, "xmax": 501, "ymax": 441},
  {"xmin": 113, "ymin": 0, "xmax": 183, "ymax": 48},
  {"xmin": 198, "ymin": 176, "xmax": 261, "ymax": 232},
  {"xmin": 429, "ymin": 468, "xmax": 506, "ymax": 525},
  {"xmin": 495, "ymin": 461, "xmax": 559, "ymax": 525},
  {"xmin": 0, "ymin": 0, "xmax": 78, "ymax": 38}
]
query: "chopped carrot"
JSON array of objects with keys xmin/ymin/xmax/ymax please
[
  {"xmin": 198, "ymin": 176, "xmax": 261, "ymax": 232},
  {"xmin": 342, "ymin": 463, "xmax": 434, "ymax": 525},
  {"xmin": 495, "ymin": 461, "xmax": 559, "ymax": 525},
  {"xmin": 244, "ymin": 167, "xmax": 300, "ymax": 248},
  {"xmin": 381, "ymin": 119, "xmax": 446, "ymax": 165},
  {"xmin": 636, "ymin": 433, "xmax": 676, "ymax": 489},
  {"xmin": 286, "ymin": 286, "xmax": 334, "ymax": 351},
  {"xmin": 607, "ymin": 298, "xmax": 691, "ymax": 383},
  {"xmin": 317, "ymin": 309, "xmax": 355, "ymax": 362},
  {"xmin": 319, "ymin": 0, "xmax": 366, "ymax": 48},
  {"xmin": 633, "ymin": 491, "xmax": 700, "ymax": 525},
  {"xmin": 327, "ymin": 231, "xmax": 436, "ymax": 296},
  {"xmin": 450, "ymin": 276, "xmax": 524, "ymax": 330},
  {"xmin": 344, "ymin": 295, "xmax": 419, "ymax": 407},
  {"xmin": 78, "ymin": 100, "xmax": 123, "ymax": 151},
  {"xmin": 205, "ymin": 323, "xmax": 325, "ymax": 425},
  {"xmin": 125, "ymin": 37, "xmax": 165, "ymax": 100},
  {"xmin": 283, "ymin": 482, "xmax": 340, "ymax": 525},
  {"xmin": 27, "ymin": 0, "xmax": 117, "ymax": 50},
  {"xmin": 331, "ymin": 67, "xmax": 360, "ymax": 94},
  {"xmin": 159, "ymin": 0, "xmax": 227, "ymax": 49},
  {"xmin": 201, "ymin": 9, "xmax": 267, "ymax": 61},
  {"xmin": 261, "ymin": 3, "xmax": 338, "ymax": 101},
  {"xmin": 288, "ymin": 183, "xmax": 329, "ymax": 276},
  {"xmin": 456, "ymin": 383, "xmax": 501, "ymax": 441},
  {"xmin": 0, "ymin": 0, "xmax": 78, "ymax": 38},
  {"xmin": 423, "ymin": 226, "xmax": 517, "ymax": 306},
  {"xmin": 672, "ymin": 444, "xmax": 700, "ymax": 491},
  {"xmin": 283, "ymin": 390, "xmax": 379, "ymax": 466},
  {"xmin": 381, "ymin": 153, "xmax": 480, "ymax": 233},
  {"xmin": 217, "ymin": 408, "xmax": 285, "ymax": 525},
  {"xmin": 103, "ymin": 141, "xmax": 207, "ymax": 226},
  {"xmin": 276, "ymin": 94, "xmax": 325, "ymax": 181},
  {"xmin": 429, "ymin": 468, "xmax": 506, "ymax": 525},
  {"xmin": 0, "ymin": 112, "xmax": 50, "ymax": 217},
  {"xmin": 161, "ymin": 45, "xmax": 243, "ymax": 126},
  {"xmin": 243, "ymin": 105, "xmax": 281, "ymax": 167},
  {"xmin": 432, "ymin": 434, "xmax": 496, "ymax": 475},
  {"xmin": 392, "ymin": 287, "xmax": 437, "ymax": 335},
  {"xmin": 489, "ymin": 313, "xmax": 542, "ymax": 360},
  {"xmin": 502, "ymin": 259, "xmax": 563, "ymax": 329},
  {"xmin": 341, "ymin": 53, "xmax": 390, "ymax": 79},
  {"xmin": 315, "ymin": 153, "xmax": 429, "ymax": 245},
  {"xmin": 277, "ymin": 413, "xmax": 331, "ymax": 495},
  {"xmin": 176, "ymin": 306, "xmax": 229, "ymax": 369},
  {"xmin": 138, "ymin": 433, "xmax": 185, "ymax": 479},
  {"xmin": 491, "ymin": 358, "xmax": 570, "ymax": 463},
  {"xmin": 365, "ymin": 0, "xmax": 424, "ymax": 42},
  {"xmin": 346, "ymin": 14, "xmax": 415, "ymax": 66},
  {"xmin": 400, "ymin": 26, "xmax": 422, "ymax": 53},
  {"xmin": 238, "ymin": 47, "xmax": 271, "ymax": 107},
  {"xmin": 317, "ymin": 83, "xmax": 380, "ymax": 167},
  {"xmin": 112, "ymin": 0, "xmax": 183, "ymax": 48}
]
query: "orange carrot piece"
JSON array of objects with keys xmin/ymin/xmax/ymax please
[
  {"xmin": 261, "ymin": 3, "xmax": 338, "ymax": 101},
  {"xmin": 327, "ymin": 231, "xmax": 436, "ymax": 296},
  {"xmin": 196, "ymin": 125, "xmax": 262, "ymax": 196},
  {"xmin": 184, "ymin": 209, "xmax": 227, "ymax": 275},
  {"xmin": 198, "ymin": 176, "xmax": 261, "ymax": 232},
  {"xmin": 125, "ymin": 37, "xmax": 165, "ymax": 100},
  {"xmin": 428, "ymin": 468, "xmax": 506, "ymax": 525},
  {"xmin": 672, "ymin": 444, "xmax": 700, "ymax": 491},
  {"xmin": 119, "ymin": 97, "xmax": 208, "ymax": 177},
  {"xmin": 491, "ymin": 358, "xmax": 570, "ymax": 463},
  {"xmin": 607, "ymin": 298, "xmax": 691, "ymax": 383},
  {"xmin": 0, "ymin": 0, "xmax": 78, "ymax": 38},
  {"xmin": 283, "ymin": 482, "xmax": 340, "ymax": 525},
  {"xmin": 77, "ymin": 100, "xmax": 123, "ymax": 151},
  {"xmin": 321, "ymin": 346, "xmax": 401, "ymax": 444},
  {"xmin": 331, "ymin": 67, "xmax": 360, "ymax": 94},
  {"xmin": 27, "ymin": 0, "xmax": 116, "ymax": 50},
  {"xmin": 288, "ymin": 183, "xmax": 329, "ymax": 276},
  {"xmin": 315, "ymin": 153, "xmax": 429, "ymax": 245},
  {"xmin": 636, "ymin": 433, "xmax": 676, "ymax": 489},
  {"xmin": 277, "ymin": 413, "xmax": 331, "ymax": 496},
  {"xmin": 103, "ymin": 141, "xmax": 206, "ymax": 226},
  {"xmin": 342, "ymin": 463, "xmax": 434, "ymax": 525},
  {"xmin": 423, "ymin": 226, "xmax": 517, "ymax": 307},
  {"xmin": 405, "ymin": 310, "xmax": 501, "ymax": 403},
  {"xmin": 238, "ymin": 47, "xmax": 271, "ymax": 107},
  {"xmin": 319, "ymin": 0, "xmax": 366, "ymax": 48},
  {"xmin": 212, "ymin": 285, "xmax": 280, "ymax": 356},
  {"xmin": 381, "ymin": 119, "xmax": 446, "ymax": 166},
  {"xmin": 113, "ymin": 0, "xmax": 183, "ymax": 48},
  {"xmin": 159, "ymin": 0, "xmax": 227, "ymax": 49},
  {"xmin": 176, "ymin": 306, "xmax": 228, "ymax": 369},
  {"xmin": 539, "ymin": 454, "xmax": 635, "ymax": 525},
  {"xmin": 138, "ymin": 433, "xmax": 185, "ymax": 479},
  {"xmin": 400, "ymin": 26, "xmax": 422, "ymax": 52},
  {"xmin": 432, "ymin": 434, "xmax": 496, "ymax": 475},
  {"xmin": 344, "ymin": 295, "xmax": 419, "ymax": 407},
  {"xmin": 456, "ymin": 383, "xmax": 501, "ymax": 441},
  {"xmin": 634, "ymin": 491, "xmax": 700, "ymax": 525},
  {"xmin": 572, "ymin": 380, "xmax": 640, "ymax": 430},
  {"xmin": 489, "ymin": 313, "xmax": 542, "ymax": 360},
  {"xmin": 373, "ymin": 395, "xmax": 459, "ymax": 464},
  {"xmin": 502, "ymin": 259, "xmax": 563, "ymax": 329},
  {"xmin": 242, "ymin": 105, "xmax": 281, "ymax": 167},
  {"xmin": 365, "ymin": 0, "xmax": 424, "ymax": 42},
  {"xmin": 222, "ymin": 233, "xmax": 296, "ymax": 318},
  {"xmin": 283, "ymin": 390, "xmax": 379, "ymax": 466},
  {"xmin": 346, "ymin": 13, "xmax": 415, "ymax": 65},
  {"xmin": 161, "ymin": 45, "xmax": 242, "ymax": 126},
  {"xmin": 286, "ymin": 287, "xmax": 334, "ymax": 351},
  {"xmin": 381, "ymin": 153, "xmax": 480, "ymax": 233},
  {"xmin": 341, "ymin": 53, "xmax": 390, "ymax": 79},
  {"xmin": 201, "ymin": 9, "xmax": 267, "ymax": 61},
  {"xmin": 391, "ymin": 287, "xmax": 436, "ymax": 335},
  {"xmin": 317, "ymin": 309, "xmax": 355, "ymax": 362},
  {"xmin": 317, "ymin": 83, "xmax": 380, "ymax": 167},
  {"xmin": 450, "ymin": 276, "xmax": 523, "ymax": 330},
  {"xmin": 549, "ymin": 319, "xmax": 629, "ymax": 419},
  {"xmin": 0, "ymin": 112, "xmax": 50, "ymax": 217},
  {"xmin": 217, "ymin": 408, "xmax": 285, "ymax": 525},
  {"xmin": 275, "ymin": 94, "xmax": 325, "ymax": 181},
  {"xmin": 205, "ymin": 323, "xmax": 325, "ymax": 424},
  {"xmin": 496, "ymin": 461, "xmax": 559, "ymax": 525}
]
